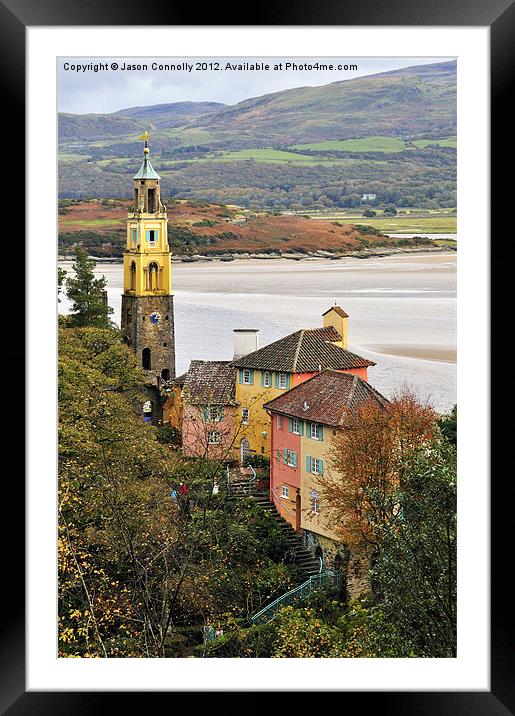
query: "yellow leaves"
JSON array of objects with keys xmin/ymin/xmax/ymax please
[{"xmin": 59, "ymin": 627, "xmax": 76, "ymax": 644}]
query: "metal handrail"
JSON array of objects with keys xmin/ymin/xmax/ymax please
[
  {"xmin": 227, "ymin": 464, "xmax": 256, "ymax": 496},
  {"xmin": 270, "ymin": 487, "xmax": 296, "ymax": 517},
  {"xmin": 251, "ymin": 571, "xmax": 340, "ymax": 625}
]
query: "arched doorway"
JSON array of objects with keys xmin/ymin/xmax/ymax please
[
  {"xmin": 295, "ymin": 492, "xmax": 301, "ymax": 532},
  {"xmin": 240, "ymin": 438, "xmax": 250, "ymax": 465},
  {"xmin": 142, "ymin": 347, "xmax": 151, "ymax": 370},
  {"xmin": 315, "ymin": 546, "xmax": 324, "ymax": 572}
]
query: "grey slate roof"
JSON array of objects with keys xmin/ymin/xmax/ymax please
[
  {"xmin": 263, "ymin": 369, "xmax": 388, "ymax": 426},
  {"xmin": 181, "ymin": 360, "xmax": 236, "ymax": 406},
  {"xmin": 231, "ymin": 327, "xmax": 375, "ymax": 372}
]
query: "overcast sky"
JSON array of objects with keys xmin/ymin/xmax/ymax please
[{"xmin": 58, "ymin": 57, "xmax": 452, "ymax": 115}]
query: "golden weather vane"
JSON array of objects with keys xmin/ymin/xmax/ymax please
[{"xmin": 137, "ymin": 131, "xmax": 150, "ymax": 142}]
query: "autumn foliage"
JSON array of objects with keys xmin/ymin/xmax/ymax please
[{"xmin": 320, "ymin": 391, "xmax": 437, "ymax": 548}]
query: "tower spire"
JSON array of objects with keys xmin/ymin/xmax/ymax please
[
  {"xmin": 122, "ymin": 132, "xmax": 175, "ymax": 385},
  {"xmin": 133, "ymin": 131, "xmax": 161, "ymax": 182}
]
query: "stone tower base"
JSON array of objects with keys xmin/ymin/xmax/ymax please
[{"xmin": 121, "ymin": 293, "xmax": 175, "ymax": 385}]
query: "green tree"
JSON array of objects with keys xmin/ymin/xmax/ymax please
[
  {"xmin": 383, "ymin": 204, "xmax": 398, "ymax": 216},
  {"xmin": 438, "ymin": 404, "xmax": 457, "ymax": 446},
  {"xmin": 370, "ymin": 438, "xmax": 457, "ymax": 657},
  {"xmin": 58, "ymin": 267, "xmax": 67, "ymax": 303},
  {"xmin": 65, "ymin": 247, "xmax": 113, "ymax": 327},
  {"xmin": 58, "ymin": 324, "xmax": 300, "ymax": 657}
]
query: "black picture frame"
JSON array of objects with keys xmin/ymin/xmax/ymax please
[{"xmin": 8, "ymin": 0, "xmax": 508, "ymax": 712}]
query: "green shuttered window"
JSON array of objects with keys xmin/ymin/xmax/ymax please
[
  {"xmin": 306, "ymin": 456, "xmax": 324, "ymax": 475},
  {"xmin": 238, "ymin": 368, "xmax": 254, "ymax": 384}
]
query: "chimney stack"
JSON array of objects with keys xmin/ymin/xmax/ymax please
[{"xmin": 233, "ymin": 329, "xmax": 259, "ymax": 361}]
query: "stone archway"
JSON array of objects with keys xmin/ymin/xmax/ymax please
[{"xmin": 142, "ymin": 347, "xmax": 151, "ymax": 370}]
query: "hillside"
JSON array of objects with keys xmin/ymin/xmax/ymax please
[
  {"xmin": 191, "ymin": 61, "xmax": 456, "ymax": 146},
  {"xmin": 58, "ymin": 61, "xmax": 456, "ymax": 210},
  {"xmin": 58, "ymin": 198, "xmax": 435, "ymax": 258},
  {"xmin": 114, "ymin": 101, "xmax": 226, "ymax": 128}
]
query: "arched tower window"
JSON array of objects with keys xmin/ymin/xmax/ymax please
[
  {"xmin": 142, "ymin": 348, "xmax": 151, "ymax": 370},
  {"xmin": 148, "ymin": 188, "xmax": 156, "ymax": 212},
  {"xmin": 161, "ymin": 368, "xmax": 170, "ymax": 381},
  {"xmin": 130, "ymin": 261, "xmax": 136, "ymax": 290},
  {"xmin": 147, "ymin": 262, "xmax": 159, "ymax": 291}
]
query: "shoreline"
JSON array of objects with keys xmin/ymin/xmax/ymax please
[
  {"xmin": 362, "ymin": 344, "xmax": 456, "ymax": 364},
  {"xmin": 58, "ymin": 245, "xmax": 456, "ymax": 265}
]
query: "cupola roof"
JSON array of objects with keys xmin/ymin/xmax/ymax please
[{"xmin": 133, "ymin": 131, "xmax": 161, "ymax": 180}]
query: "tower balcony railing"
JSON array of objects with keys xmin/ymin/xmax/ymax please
[{"xmin": 127, "ymin": 209, "xmax": 167, "ymax": 219}]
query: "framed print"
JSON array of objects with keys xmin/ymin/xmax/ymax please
[{"xmin": 5, "ymin": 0, "xmax": 510, "ymax": 711}]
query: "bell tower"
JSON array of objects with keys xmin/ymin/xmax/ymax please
[{"xmin": 121, "ymin": 132, "xmax": 175, "ymax": 384}]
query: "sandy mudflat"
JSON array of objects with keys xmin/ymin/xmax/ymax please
[{"xmin": 364, "ymin": 344, "xmax": 456, "ymax": 364}]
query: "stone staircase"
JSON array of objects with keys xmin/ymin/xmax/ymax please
[{"xmin": 249, "ymin": 491, "xmax": 321, "ymax": 578}]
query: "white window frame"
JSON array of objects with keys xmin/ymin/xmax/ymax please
[
  {"xmin": 311, "ymin": 422, "xmax": 321, "ymax": 440},
  {"xmin": 208, "ymin": 431, "xmax": 221, "ymax": 445},
  {"xmin": 147, "ymin": 228, "xmax": 158, "ymax": 245},
  {"xmin": 242, "ymin": 408, "xmax": 249, "ymax": 425},
  {"xmin": 291, "ymin": 417, "xmax": 300, "ymax": 435},
  {"xmin": 208, "ymin": 406, "xmax": 224, "ymax": 422},
  {"xmin": 278, "ymin": 372, "xmax": 288, "ymax": 389},
  {"xmin": 281, "ymin": 485, "xmax": 289, "ymax": 499},
  {"xmin": 311, "ymin": 457, "xmax": 320, "ymax": 474},
  {"xmin": 263, "ymin": 371, "xmax": 271, "ymax": 387},
  {"xmin": 311, "ymin": 497, "xmax": 320, "ymax": 514},
  {"xmin": 286, "ymin": 449, "xmax": 297, "ymax": 468},
  {"xmin": 242, "ymin": 369, "xmax": 252, "ymax": 384}
]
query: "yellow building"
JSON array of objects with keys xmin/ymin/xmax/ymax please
[
  {"xmin": 120, "ymin": 134, "xmax": 175, "ymax": 384},
  {"xmin": 231, "ymin": 307, "xmax": 374, "ymax": 463}
]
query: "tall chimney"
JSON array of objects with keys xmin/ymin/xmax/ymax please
[{"xmin": 233, "ymin": 329, "xmax": 259, "ymax": 361}]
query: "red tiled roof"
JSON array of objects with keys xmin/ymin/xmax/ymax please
[
  {"xmin": 232, "ymin": 328, "xmax": 374, "ymax": 372},
  {"xmin": 263, "ymin": 369, "xmax": 388, "ymax": 426},
  {"xmin": 322, "ymin": 305, "xmax": 349, "ymax": 318},
  {"xmin": 181, "ymin": 360, "xmax": 236, "ymax": 406}
]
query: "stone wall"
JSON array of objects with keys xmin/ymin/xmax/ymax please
[
  {"xmin": 303, "ymin": 529, "xmax": 372, "ymax": 601},
  {"xmin": 121, "ymin": 293, "xmax": 175, "ymax": 384}
]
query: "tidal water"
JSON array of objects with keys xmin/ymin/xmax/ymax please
[{"xmin": 58, "ymin": 253, "xmax": 457, "ymax": 412}]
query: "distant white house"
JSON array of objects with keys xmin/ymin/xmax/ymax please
[{"xmin": 361, "ymin": 193, "xmax": 377, "ymax": 201}]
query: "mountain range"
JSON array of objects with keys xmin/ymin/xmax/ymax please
[{"xmin": 58, "ymin": 60, "xmax": 456, "ymax": 210}]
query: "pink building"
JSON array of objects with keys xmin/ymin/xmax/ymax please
[
  {"xmin": 269, "ymin": 412, "xmax": 302, "ymax": 530},
  {"xmin": 177, "ymin": 360, "xmax": 237, "ymax": 461},
  {"xmin": 265, "ymin": 369, "xmax": 389, "ymax": 534}
]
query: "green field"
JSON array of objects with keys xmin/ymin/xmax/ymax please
[
  {"xmin": 59, "ymin": 153, "xmax": 93, "ymax": 162},
  {"xmin": 292, "ymin": 135, "xmax": 457, "ymax": 153},
  {"xmin": 412, "ymin": 137, "xmax": 456, "ymax": 149},
  {"xmin": 64, "ymin": 219, "xmax": 123, "ymax": 227},
  {"xmin": 299, "ymin": 211, "xmax": 457, "ymax": 234},
  {"xmin": 212, "ymin": 148, "xmax": 329, "ymax": 163}
]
